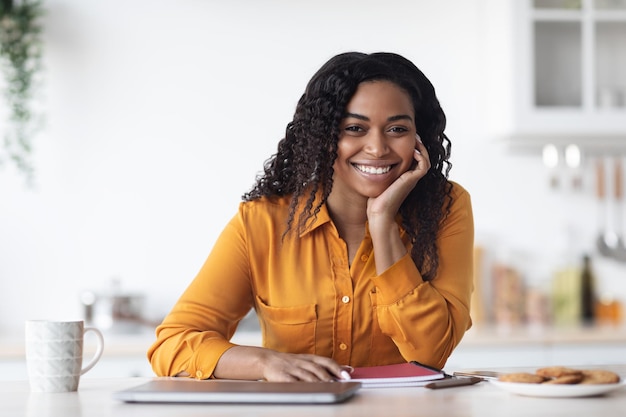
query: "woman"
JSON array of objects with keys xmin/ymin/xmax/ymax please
[{"xmin": 148, "ymin": 52, "xmax": 474, "ymax": 382}]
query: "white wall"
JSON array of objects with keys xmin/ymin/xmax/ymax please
[{"xmin": 1, "ymin": 0, "xmax": 624, "ymax": 334}]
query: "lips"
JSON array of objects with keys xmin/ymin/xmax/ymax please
[{"xmin": 353, "ymin": 164, "xmax": 394, "ymax": 175}]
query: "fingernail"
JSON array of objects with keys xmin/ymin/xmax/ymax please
[
  {"xmin": 414, "ymin": 149, "xmax": 422, "ymax": 155},
  {"xmin": 340, "ymin": 370, "xmax": 351, "ymax": 380}
]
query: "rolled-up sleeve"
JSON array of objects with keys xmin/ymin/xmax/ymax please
[
  {"xmin": 147, "ymin": 211, "xmax": 254, "ymax": 379},
  {"xmin": 371, "ymin": 185, "xmax": 474, "ymax": 369}
]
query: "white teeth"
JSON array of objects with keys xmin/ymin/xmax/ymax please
[{"xmin": 354, "ymin": 164, "xmax": 392, "ymax": 174}]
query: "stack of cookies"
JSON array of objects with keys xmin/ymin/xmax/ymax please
[{"xmin": 498, "ymin": 367, "xmax": 621, "ymax": 385}]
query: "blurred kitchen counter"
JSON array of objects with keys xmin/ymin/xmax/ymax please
[
  {"xmin": 2, "ymin": 324, "xmax": 626, "ymax": 358},
  {"xmin": 0, "ymin": 330, "xmax": 156, "ymax": 381},
  {"xmin": 2, "ymin": 325, "xmax": 625, "ymax": 379},
  {"xmin": 0, "ymin": 329, "xmax": 264, "ymax": 380},
  {"xmin": 0, "ymin": 329, "xmax": 262, "ymax": 359},
  {"xmin": 0, "ymin": 329, "xmax": 156, "ymax": 359},
  {"xmin": 460, "ymin": 323, "xmax": 626, "ymax": 346},
  {"xmin": 447, "ymin": 323, "xmax": 626, "ymax": 369}
]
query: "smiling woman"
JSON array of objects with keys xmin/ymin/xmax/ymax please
[
  {"xmin": 333, "ymin": 80, "xmax": 421, "ymax": 197},
  {"xmin": 147, "ymin": 52, "xmax": 474, "ymax": 384}
]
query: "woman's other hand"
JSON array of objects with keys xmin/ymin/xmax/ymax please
[
  {"xmin": 213, "ymin": 346, "xmax": 346, "ymax": 382},
  {"xmin": 367, "ymin": 136, "xmax": 430, "ymax": 224}
]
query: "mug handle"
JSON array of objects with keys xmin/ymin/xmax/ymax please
[{"xmin": 81, "ymin": 327, "xmax": 104, "ymax": 375}]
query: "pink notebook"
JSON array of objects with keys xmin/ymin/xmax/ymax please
[{"xmin": 347, "ymin": 361, "xmax": 446, "ymax": 388}]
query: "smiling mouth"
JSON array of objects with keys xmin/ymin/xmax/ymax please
[{"xmin": 353, "ymin": 164, "xmax": 394, "ymax": 175}]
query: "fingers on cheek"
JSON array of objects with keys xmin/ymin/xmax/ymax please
[{"xmin": 413, "ymin": 151, "xmax": 426, "ymax": 168}]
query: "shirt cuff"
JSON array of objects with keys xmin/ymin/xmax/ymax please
[
  {"xmin": 370, "ymin": 252, "xmax": 424, "ymax": 304},
  {"xmin": 188, "ymin": 338, "xmax": 237, "ymax": 380}
]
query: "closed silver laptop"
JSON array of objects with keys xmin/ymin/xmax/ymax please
[{"xmin": 113, "ymin": 378, "xmax": 361, "ymax": 404}]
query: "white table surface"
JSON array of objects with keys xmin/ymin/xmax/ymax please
[{"xmin": 2, "ymin": 367, "xmax": 626, "ymax": 417}]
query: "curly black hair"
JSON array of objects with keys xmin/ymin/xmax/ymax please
[{"xmin": 243, "ymin": 52, "xmax": 453, "ymax": 281}]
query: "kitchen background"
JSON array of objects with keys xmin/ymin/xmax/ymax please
[{"xmin": 1, "ymin": 0, "xmax": 626, "ymax": 374}]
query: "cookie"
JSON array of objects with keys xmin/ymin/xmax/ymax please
[
  {"xmin": 580, "ymin": 370, "xmax": 621, "ymax": 385},
  {"xmin": 535, "ymin": 366, "xmax": 582, "ymax": 378},
  {"xmin": 498, "ymin": 372, "xmax": 546, "ymax": 384},
  {"xmin": 542, "ymin": 374, "xmax": 584, "ymax": 384}
]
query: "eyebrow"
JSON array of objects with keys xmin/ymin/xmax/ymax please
[{"xmin": 344, "ymin": 112, "xmax": 414, "ymax": 122}]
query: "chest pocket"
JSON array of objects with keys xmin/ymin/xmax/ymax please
[{"xmin": 255, "ymin": 296, "xmax": 317, "ymax": 354}]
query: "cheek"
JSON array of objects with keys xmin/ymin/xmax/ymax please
[
  {"xmin": 336, "ymin": 139, "xmax": 357, "ymax": 161},
  {"xmin": 397, "ymin": 142, "xmax": 417, "ymax": 167}
]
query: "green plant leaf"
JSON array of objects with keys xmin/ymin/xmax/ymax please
[{"xmin": 0, "ymin": 0, "xmax": 45, "ymax": 183}]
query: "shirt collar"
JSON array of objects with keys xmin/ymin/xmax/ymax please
[
  {"xmin": 296, "ymin": 199, "xmax": 405, "ymax": 238},
  {"xmin": 298, "ymin": 199, "xmax": 333, "ymax": 238}
]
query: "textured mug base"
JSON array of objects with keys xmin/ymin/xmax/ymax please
[{"xmin": 29, "ymin": 376, "xmax": 79, "ymax": 393}]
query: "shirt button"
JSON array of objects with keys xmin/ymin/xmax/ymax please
[
  {"xmin": 341, "ymin": 295, "xmax": 350, "ymax": 304},
  {"xmin": 339, "ymin": 343, "xmax": 348, "ymax": 351},
  {"xmin": 195, "ymin": 370, "xmax": 204, "ymax": 379},
  {"xmin": 360, "ymin": 254, "xmax": 369, "ymax": 262}
]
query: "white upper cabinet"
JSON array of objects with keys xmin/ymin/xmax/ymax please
[{"xmin": 512, "ymin": 0, "xmax": 626, "ymax": 150}]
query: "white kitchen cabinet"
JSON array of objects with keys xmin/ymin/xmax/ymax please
[{"xmin": 511, "ymin": 0, "xmax": 626, "ymax": 152}]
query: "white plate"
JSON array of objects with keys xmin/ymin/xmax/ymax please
[{"xmin": 490, "ymin": 380, "xmax": 626, "ymax": 398}]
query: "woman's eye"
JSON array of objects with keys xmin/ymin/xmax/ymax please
[
  {"xmin": 344, "ymin": 125, "xmax": 364, "ymax": 132},
  {"xmin": 389, "ymin": 126, "xmax": 409, "ymax": 134}
]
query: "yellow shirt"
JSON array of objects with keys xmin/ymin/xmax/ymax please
[{"xmin": 148, "ymin": 182, "xmax": 474, "ymax": 379}]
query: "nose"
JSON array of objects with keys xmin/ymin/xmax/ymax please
[{"xmin": 363, "ymin": 130, "xmax": 389, "ymax": 158}]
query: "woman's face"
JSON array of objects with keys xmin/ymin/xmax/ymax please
[{"xmin": 332, "ymin": 80, "xmax": 417, "ymax": 200}]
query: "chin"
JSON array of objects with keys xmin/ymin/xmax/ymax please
[{"xmin": 359, "ymin": 187, "xmax": 387, "ymax": 199}]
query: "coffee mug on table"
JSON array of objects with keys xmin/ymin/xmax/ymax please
[{"xmin": 25, "ymin": 320, "xmax": 104, "ymax": 393}]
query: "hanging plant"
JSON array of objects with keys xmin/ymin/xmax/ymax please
[{"xmin": 0, "ymin": 0, "xmax": 44, "ymax": 182}]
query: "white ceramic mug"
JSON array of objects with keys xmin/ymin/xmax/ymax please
[{"xmin": 25, "ymin": 320, "xmax": 104, "ymax": 393}]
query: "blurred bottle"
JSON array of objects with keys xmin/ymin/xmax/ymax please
[
  {"xmin": 492, "ymin": 263, "xmax": 525, "ymax": 328},
  {"xmin": 596, "ymin": 295, "xmax": 623, "ymax": 327},
  {"xmin": 580, "ymin": 254, "xmax": 596, "ymax": 326},
  {"xmin": 551, "ymin": 266, "xmax": 580, "ymax": 326}
]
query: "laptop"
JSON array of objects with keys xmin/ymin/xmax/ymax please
[{"xmin": 113, "ymin": 378, "xmax": 362, "ymax": 404}]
